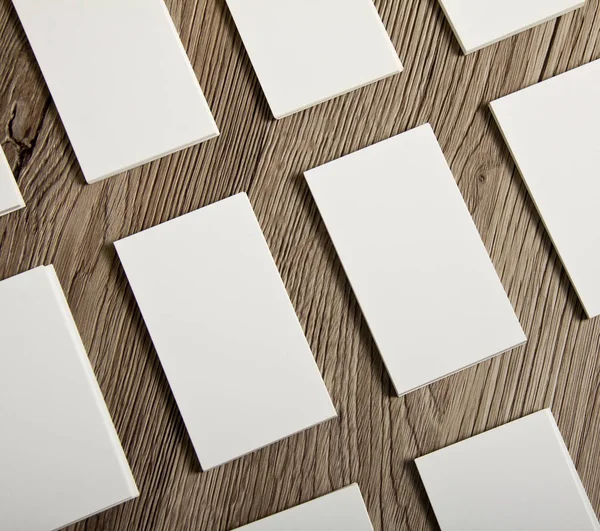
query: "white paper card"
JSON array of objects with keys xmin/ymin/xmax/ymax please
[
  {"xmin": 491, "ymin": 59, "xmax": 600, "ymax": 318},
  {"xmin": 11, "ymin": 0, "xmax": 219, "ymax": 183},
  {"xmin": 0, "ymin": 146, "xmax": 25, "ymax": 217},
  {"xmin": 438, "ymin": 0, "xmax": 584, "ymax": 54},
  {"xmin": 305, "ymin": 124, "xmax": 526, "ymax": 396},
  {"xmin": 115, "ymin": 193, "xmax": 336, "ymax": 470},
  {"xmin": 0, "ymin": 266, "xmax": 138, "ymax": 531},
  {"xmin": 232, "ymin": 484, "xmax": 373, "ymax": 531},
  {"xmin": 416, "ymin": 410, "xmax": 600, "ymax": 531},
  {"xmin": 225, "ymin": 0, "xmax": 402, "ymax": 119}
]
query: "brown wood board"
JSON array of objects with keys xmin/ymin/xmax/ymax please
[{"xmin": 1, "ymin": 0, "xmax": 599, "ymax": 529}]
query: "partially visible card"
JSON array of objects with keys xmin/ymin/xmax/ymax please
[
  {"xmin": 0, "ymin": 266, "xmax": 138, "ymax": 531},
  {"xmin": 491, "ymin": 59, "xmax": 600, "ymax": 318},
  {"xmin": 438, "ymin": 0, "xmax": 584, "ymax": 54},
  {"xmin": 416, "ymin": 410, "xmax": 600, "ymax": 531},
  {"xmin": 11, "ymin": 0, "xmax": 219, "ymax": 183},
  {"xmin": 0, "ymin": 146, "xmax": 24, "ymax": 217},
  {"xmin": 225, "ymin": 0, "xmax": 402, "ymax": 118},
  {"xmin": 233, "ymin": 484, "xmax": 373, "ymax": 531}
]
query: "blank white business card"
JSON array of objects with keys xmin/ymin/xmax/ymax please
[
  {"xmin": 115, "ymin": 193, "xmax": 336, "ymax": 470},
  {"xmin": 232, "ymin": 484, "xmax": 373, "ymax": 531},
  {"xmin": 305, "ymin": 124, "xmax": 526, "ymax": 396},
  {"xmin": 416, "ymin": 410, "xmax": 600, "ymax": 531},
  {"xmin": 0, "ymin": 266, "xmax": 138, "ymax": 531},
  {"xmin": 438, "ymin": 0, "xmax": 584, "ymax": 54},
  {"xmin": 491, "ymin": 59, "xmax": 600, "ymax": 318},
  {"xmin": 225, "ymin": 0, "xmax": 402, "ymax": 119},
  {"xmin": 11, "ymin": 0, "xmax": 219, "ymax": 184},
  {"xmin": 0, "ymin": 146, "xmax": 25, "ymax": 217}
]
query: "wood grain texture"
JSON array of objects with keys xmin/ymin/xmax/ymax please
[{"xmin": 1, "ymin": 0, "xmax": 600, "ymax": 529}]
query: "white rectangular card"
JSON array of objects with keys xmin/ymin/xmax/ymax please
[
  {"xmin": 11, "ymin": 0, "xmax": 219, "ymax": 183},
  {"xmin": 225, "ymin": 0, "xmax": 402, "ymax": 119},
  {"xmin": 0, "ymin": 266, "xmax": 138, "ymax": 531},
  {"xmin": 305, "ymin": 124, "xmax": 526, "ymax": 396},
  {"xmin": 438, "ymin": 0, "xmax": 584, "ymax": 54},
  {"xmin": 0, "ymin": 146, "xmax": 25, "ymax": 217},
  {"xmin": 491, "ymin": 59, "xmax": 600, "ymax": 318},
  {"xmin": 115, "ymin": 193, "xmax": 336, "ymax": 470},
  {"xmin": 416, "ymin": 410, "xmax": 600, "ymax": 531},
  {"xmin": 232, "ymin": 484, "xmax": 373, "ymax": 531}
]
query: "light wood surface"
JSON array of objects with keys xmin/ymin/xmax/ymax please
[{"xmin": 1, "ymin": 0, "xmax": 599, "ymax": 529}]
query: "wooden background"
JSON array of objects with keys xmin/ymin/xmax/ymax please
[{"xmin": 1, "ymin": 0, "xmax": 600, "ymax": 529}]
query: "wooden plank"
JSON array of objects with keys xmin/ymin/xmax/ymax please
[{"xmin": 0, "ymin": 0, "xmax": 598, "ymax": 528}]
